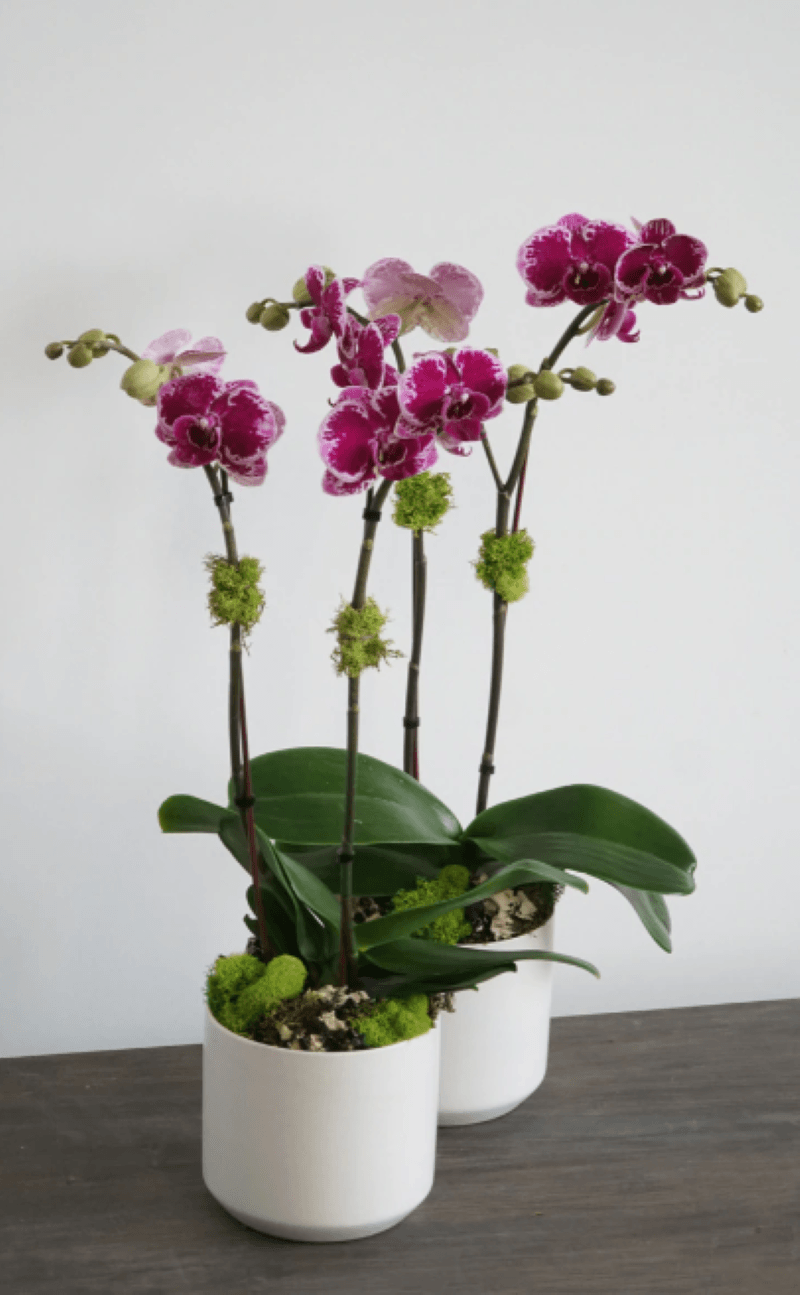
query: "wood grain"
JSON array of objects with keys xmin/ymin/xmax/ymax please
[{"xmin": 1, "ymin": 999, "xmax": 797, "ymax": 1294}]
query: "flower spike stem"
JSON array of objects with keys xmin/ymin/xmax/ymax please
[
  {"xmin": 337, "ymin": 477, "xmax": 393, "ymax": 988},
  {"xmin": 403, "ymin": 529, "xmax": 427, "ymax": 778},
  {"xmin": 203, "ymin": 464, "xmax": 274, "ymax": 961},
  {"xmin": 476, "ymin": 302, "xmax": 600, "ymax": 815}
]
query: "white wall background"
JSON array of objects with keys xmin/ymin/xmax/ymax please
[{"xmin": 1, "ymin": 0, "xmax": 797, "ymax": 1058}]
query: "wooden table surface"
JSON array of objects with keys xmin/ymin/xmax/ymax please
[{"xmin": 1, "ymin": 999, "xmax": 797, "ymax": 1294}]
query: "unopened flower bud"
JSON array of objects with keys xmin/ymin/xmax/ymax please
[
  {"xmin": 712, "ymin": 267, "xmax": 748, "ymax": 308},
  {"xmin": 596, "ymin": 378, "xmax": 616, "ymax": 396},
  {"xmin": 77, "ymin": 329, "xmax": 107, "ymax": 345},
  {"xmin": 44, "ymin": 342, "xmax": 64, "ymax": 360},
  {"xmin": 505, "ymin": 364, "xmax": 536, "ymax": 404},
  {"xmin": 92, "ymin": 341, "xmax": 111, "ymax": 357},
  {"xmin": 67, "ymin": 343, "xmax": 93, "ymax": 368},
  {"xmin": 568, "ymin": 366, "xmax": 597, "ymax": 392},
  {"xmin": 259, "ymin": 303, "xmax": 291, "ymax": 331},
  {"xmin": 744, "ymin": 294, "xmax": 764, "ymax": 313},
  {"xmin": 532, "ymin": 370, "xmax": 564, "ymax": 401},
  {"xmin": 292, "ymin": 277, "xmax": 312, "ymax": 306},
  {"xmin": 245, "ymin": 302, "xmax": 264, "ymax": 324},
  {"xmin": 120, "ymin": 358, "xmax": 171, "ymax": 403}
]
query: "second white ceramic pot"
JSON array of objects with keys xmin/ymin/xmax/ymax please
[
  {"xmin": 203, "ymin": 1007, "xmax": 441, "ymax": 1242},
  {"xmin": 437, "ymin": 919, "xmax": 555, "ymax": 1126}
]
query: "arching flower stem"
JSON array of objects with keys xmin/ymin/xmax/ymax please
[{"xmin": 476, "ymin": 302, "xmax": 600, "ymax": 815}]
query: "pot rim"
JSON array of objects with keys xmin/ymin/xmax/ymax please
[
  {"xmin": 457, "ymin": 913, "xmax": 555, "ymax": 953},
  {"xmin": 205, "ymin": 1003, "xmax": 439, "ymax": 1060}
]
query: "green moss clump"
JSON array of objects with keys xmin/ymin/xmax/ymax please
[
  {"xmin": 393, "ymin": 472, "xmax": 454, "ymax": 532},
  {"xmin": 329, "ymin": 597, "xmax": 401, "ymax": 677},
  {"xmin": 474, "ymin": 529, "xmax": 534, "ymax": 603},
  {"xmin": 391, "ymin": 863, "xmax": 472, "ymax": 945},
  {"xmin": 206, "ymin": 555, "xmax": 265, "ymax": 635},
  {"xmin": 357, "ymin": 994, "xmax": 432, "ymax": 1048},
  {"xmin": 206, "ymin": 953, "xmax": 307, "ymax": 1035}
]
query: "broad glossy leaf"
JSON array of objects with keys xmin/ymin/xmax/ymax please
[
  {"xmin": 246, "ymin": 882, "xmax": 299, "ymax": 959},
  {"xmin": 607, "ymin": 884, "xmax": 672, "ymax": 953},
  {"xmin": 466, "ymin": 785, "xmax": 696, "ymax": 895},
  {"xmin": 281, "ymin": 841, "xmax": 462, "ymax": 895},
  {"xmin": 355, "ymin": 860, "xmax": 587, "ymax": 951},
  {"xmin": 158, "ymin": 794, "xmax": 235, "ymax": 835},
  {"xmin": 239, "ymin": 747, "xmax": 462, "ymax": 846},
  {"xmin": 362, "ymin": 937, "xmax": 599, "ymax": 996},
  {"xmin": 256, "ymin": 829, "xmax": 339, "ymax": 964}
]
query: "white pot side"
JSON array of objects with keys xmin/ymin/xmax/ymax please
[
  {"xmin": 203, "ymin": 1007, "xmax": 441, "ymax": 1242},
  {"xmin": 437, "ymin": 919, "xmax": 555, "ymax": 1127}
]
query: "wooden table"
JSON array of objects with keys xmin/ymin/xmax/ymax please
[{"xmin": 1, "ymin": 1000, "xmax": 797, "ymax": 1294}]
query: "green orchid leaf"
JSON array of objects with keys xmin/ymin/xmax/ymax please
[
  {"xmin": 281, "ymin": 842, "xmax": 459, "ymax": 895},
  {"xmin": 355, "ymin": 860, "xmax": 587, "ymax": 952},
  {"xmin": 361, "ymin": 937, "xmax": 599, "ymax": 996},
  {"xmin": 606, "ymin": 884, "xmax": 672, "ymax": 953},
  {"xmin": 465, "ymin": 785, "xmax": 696, "ymax": 895},
  {"xmin": 237, "ymin": 746, "xmax": 462, "ymax": 846},
  {"xmin": 158, "ymin": 794, "xmax": 235, "ymax": 835}
]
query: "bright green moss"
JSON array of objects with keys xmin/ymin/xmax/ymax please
[
  {"xmin": 393, "ymin": 472, "xmax": 454, "ymax": 532},
  {"xmin": 329, "ymin": 597, "xmax": 401, "ymax": 677},
  {"xmin": 357, "ymin": 994, "xmax": 432, "ymax": 1048},
  {"xmin": 206, "ymin": 953, "xmax": 307, "ymax": 1035},
  {"xmin": 391, "ymin": 863, "xmax": 472, "ymax": 945},
  {"xmin": 206, "ymin": 555, "xmax": 265, "ymax": 635},
  {"xmin": 474, "ymin": 529, "xmax": 534, "ymax": 603}
]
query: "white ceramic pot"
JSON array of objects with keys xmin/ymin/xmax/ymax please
[
  {"xmin": 202, "ymin": 1007, "xmax": 441, "ymax": 1242},
  {"xmin": 437, "ymin": 919, "xmax": 555, "ymax": 1126}
]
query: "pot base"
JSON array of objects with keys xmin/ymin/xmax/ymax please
[
  {"xmin": 437, "ymin": 1095, "xmax": 526, "ymax": 1127},
  {"xmin": 210, "ymin": 1189, "xmax": 430, "ymax": 1243}
]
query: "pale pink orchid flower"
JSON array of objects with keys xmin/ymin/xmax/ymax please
[
  {"xmin": 142, "ymin": 329, "xmax": 226, "ymax": 377},
  {"xmin": 362, "ymin": 259, "xmax": 484, "ymax": 343}
]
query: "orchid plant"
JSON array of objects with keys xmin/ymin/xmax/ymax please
[{"xmin": 45, "ymin": 214, "xmax": 761, "ymax": 1047}]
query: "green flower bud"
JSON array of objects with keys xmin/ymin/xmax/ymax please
[
  {"xmin": 77, "ymin": 329, "xmax": 106, "ymax": 345},
  {"xmin": 44, "ymin": 342, "xmax": 64, "ymax": 360},
  {"xmin": 245, "ymin": 302, "xmax": 264, "ymax": 324},
  {"xmin": 596, "ymin": 378, "xmax": 616, "ymax": 396},
  {"xmin": 292, "ymin": 277, "xmax": 312, "ymax": 306},
  {"xmin": 259, "ymin": 303, "xmax": 291, "ymax": 331},
  {"xmin": 744, "ymin": 294, "xmax": 764, "ymax": 314},
  {"xmin": 120, "ymin": 358, "xmax": 171, "ymax": 403},
  {"xmin": 505, "ymin": 364, "xmax": 536, "ymax": 404},
  {"xmin": 92, "ymin": 341, "xmax": 111, "ymax": 357},
  {"xmin": 67, "ymin": 343, "xmax": 93, "ymax": 368},
  {"xmin": 712, "ymin": 267, "xmax": 748, "ymax": 308},
  {"xmin": 532, "ymin": 370, "xmax": 564, "ymax": 401},
  {"xmin": 568, "ymin": 366, "xmax": 597, "ymax": 392}
]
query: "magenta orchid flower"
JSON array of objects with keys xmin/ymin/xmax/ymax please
[
  {"xmin": 155, "ymin": 372, "xmax": 285, "ymax": 486},
  {"xmin": 362, "ymin": 259, "xmax": 484, "ymax": 344},
  {"xmin": 331, "ymin": 314, "xmax": 401, "ymax": 391},
  {"xmin": 615, "ymin": 219, "xmax": 708, "ymax": 306},
  {"xmin": 517, "ymin": 213, "xmax": 634, "ymax": 311},
  {"xmin": 295, "ymin": 266, "xmax": 360, "ymax": 355},
  {"xmin": 319, "ymin": 386, "xmax": 437, "ymax": 495},
  {"xmin": 397, "ymin": 348, "xmax": 507, "ymax": 454},
  {"xmin": 142, "ymin": 328, "xmax": 226, "ymax": 376}
]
